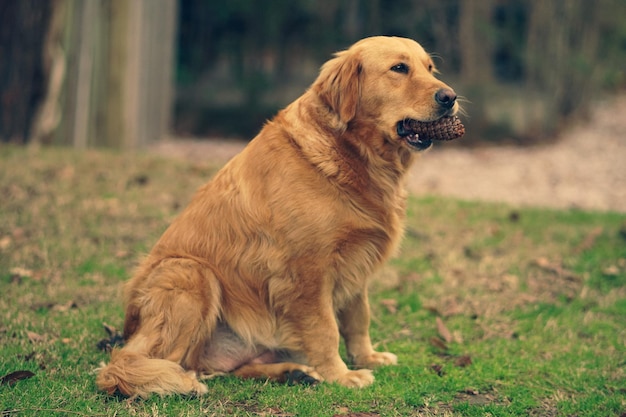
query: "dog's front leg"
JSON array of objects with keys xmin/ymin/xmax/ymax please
[
  {"xmin": 284, "ymin": 293, "xmax": 375, "ymax": 388},
  {"xmin": 338, "ymin": 289, "xmax": 398, "ymax": 369}
]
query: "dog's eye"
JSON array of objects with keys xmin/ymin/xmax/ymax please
[
  {"xmin": 390, "ymin": 63, "xmax": 409, "ymax": 74},
  {"xmin": 428, "ymin": 64, "xmax": 434, "ymax": 72}
]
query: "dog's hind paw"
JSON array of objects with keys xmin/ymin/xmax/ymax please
[
  {"xmin": 185, "ymin": 371, "xmax": 209, "ymax": 396},
  {"xmin": 284, "ymin": 369, "xmax": 321, "ymax": 386}
]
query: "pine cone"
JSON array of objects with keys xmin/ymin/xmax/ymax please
[{"xmin": 406, "ymin": 116, "xmax": 465, "ymax": 141}]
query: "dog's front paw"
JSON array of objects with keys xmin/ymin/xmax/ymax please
[
  {"xmin": 354, "ymin": 351, "xmax": 397, "ymax": 368},
  {"xmin": 334, "ymin": 369, "xmax": 374, "ymax": 388}
]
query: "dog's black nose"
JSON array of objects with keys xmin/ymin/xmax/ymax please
[{"xmin": 435, "ymin": 88, "xmax": 457, "ymax": 109}]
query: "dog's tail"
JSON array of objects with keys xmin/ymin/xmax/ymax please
[
  {"xmin": 96, "ymin": 256, "xmax": 222, "ymax": 397},
  {"xmin": 96, "ymin": 348, "xmax": 208, "ymax": 398}
]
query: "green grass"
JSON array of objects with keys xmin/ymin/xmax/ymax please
[{"xmin": 1, "ymin": 145, "xmax": 624, "ymax": 416}]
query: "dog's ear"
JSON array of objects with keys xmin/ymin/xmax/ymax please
[{"xmin": 313, "ymin": 50, "xmax": 362, "ymax": 124}]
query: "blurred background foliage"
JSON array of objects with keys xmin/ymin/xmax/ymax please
[
  {"xmin": 174, "ymin": 0, "xmax": 626, "ymax": 143},
  {"xmin": 1, "ymin": 0, "xmax": 625, "ymax": 147}
]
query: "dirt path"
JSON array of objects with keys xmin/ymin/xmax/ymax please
[{"xmin": 152, "ymin": 96, "xmax": 626, "ymax": 213}]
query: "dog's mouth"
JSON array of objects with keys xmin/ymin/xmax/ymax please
[
  {"xmin": 396, "ymin": 120, "xmax": 432, "ymax": 151},
  {"xmin": 396, "ymin": 116, "xmax": 465, "ymax": 151}
]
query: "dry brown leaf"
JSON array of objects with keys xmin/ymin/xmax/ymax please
[
  {"xmin": 26, "ymin": 331, "xmax": 44, "ymax": 343},
  {"xmin": 441, "ymin": 298, "xmax": 463, "ymax": 317},
  {"xmin": 1, "ymin": 370, "xmax": 35, "ymax": 386},
  {"xmin": 430, "ymin": 337, "xmax": 448, "ymax": 351},
  {"xmin": 397, "ymin": 328, "xmax": 412, "ymax": 337},
  {"xmin": 602, "ymin": 265, "xmax": 620, "ymax": 276},
  {"xmin": 97, "ymin": 323, "xmax": 125, "ymax": 352},
  {"xmin": 336, "ymin": 414, "xmax": 379, "ymax": 417},
  {"xmin": 333, "ymin": 414, "xmax": 379, "ymax": 417},
  {"xmin": 11, "ymin": 227, "xmax": 25, "ymax": 240},
  {"xmin": 10, "ymin": 267, "xmax": 33, "ymax": 279},
  {"xmin": 103, "ymin": 322, "xmax": 118, "ymax": 337},
  {"xmin": 52, "ymin": 300, "xmax": 78, "ymax": 312},
  {"xmin": 430, "ymin": 363, "xmax": 445, "ymax": 377},
  {"xmin": 502, "ymin": 274, "xmax": 519, "ymax": 289},
  {"xmin": 436, "ymin": 317, "xmax": 453, "ymax": 343},
  {"xmin": 380, "ymin": 299, "xmax": 398, "ymax": 314},
  {"xmin": 454, "ymin": 355, "xmax": 473, "ymax": 367},
  {"xmin": 58, "ymin": 165, "xmax": 75, "ymax": 180},
  {"xmin": 533, "ymin": 257, "xmax": 579, "ymax": 281},
  {"xmin": 260, "ymin": 407, "xmax": 294, "ymax": 417},
  {"xmin": 534, "ymin": 257, "xmax": 551, "ymax": 268},
  {"xmin": 574, "ymin": 227, "xmax": 603, "ymax": 254},
  {"xmin": 424, "ymin": 304, "xmax": 440, "ymax": 315},
  {"xmin": 115, "ymin": 250, "xmax": 131, "ymax": 259},
  {"xmin": 0, "ymin": 236, "xmax": 11, "ymax": 250}
]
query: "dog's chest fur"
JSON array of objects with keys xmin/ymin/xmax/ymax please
[{"xmin": 258, "ymin": 131, "xmax": 408, "ymax": 309}]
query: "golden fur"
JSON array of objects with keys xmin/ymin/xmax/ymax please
[{"xmin": 96, "ymin": 36, "xmax": 459, "ymax": 397}]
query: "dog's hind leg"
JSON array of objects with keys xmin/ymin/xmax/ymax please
[{"xmin": 97, "ymin": 258, "xmax": 221, "ymax": 398}]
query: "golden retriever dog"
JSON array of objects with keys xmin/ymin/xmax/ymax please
[{"xmin": 96, "ymin": 36, "xmax": 460, "ymax": 398}]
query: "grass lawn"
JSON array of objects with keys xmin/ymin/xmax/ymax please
[{"xmin": 1, "ymin": 145, "xmax": 624, "ymax": 416}]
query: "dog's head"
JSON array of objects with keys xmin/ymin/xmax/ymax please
[{"xmin": 313, "ymin": 36, "xmax": 460, "ymax": 152}]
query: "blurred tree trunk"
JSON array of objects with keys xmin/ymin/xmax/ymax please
[
  {"xmin": 31, "ymin": 0, "xmax": 177, "ymax": 149},
  {"xmin": 526, "ymin": 1, "xmax": 601, "ymax": 122},
  {"xmin": 458, "ymin": 0, "xmax": 493, "ymax": 83},
  {"xmin": 30, "ymin": 0, "xmax": 66, "ymax": 145},
  {"xmin": 0, "ymin": 1, "xmax": 51, "ymax": 143},
  {"xmin": 457, "ymin": 0, "xmax": 494, "ymax": 133},
  {"xmin": 425, "ymin": 0, "xmax": 459, "ymax": 71}
]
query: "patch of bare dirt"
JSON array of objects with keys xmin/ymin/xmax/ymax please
[
  {"xmin": 408, "ymin": 96, "xmax": 626, "ymax": 212},
  {"xmin": 152, "ymin": 96, "xmax": 626, "ymax": 212}
]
